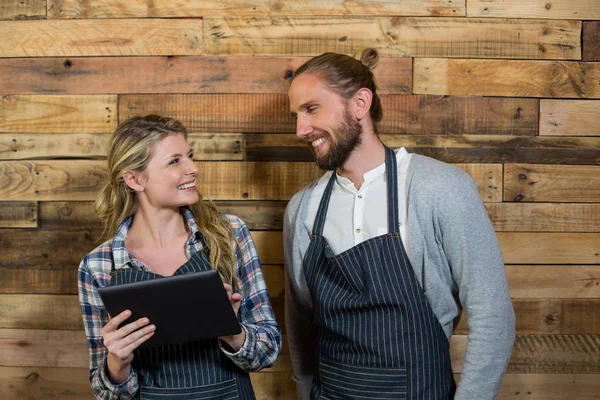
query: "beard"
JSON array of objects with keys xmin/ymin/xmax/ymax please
[{"xmin": 312, "ymin": 111, "xmax": 363, "ymax": 171}]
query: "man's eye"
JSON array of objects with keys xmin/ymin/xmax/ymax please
[
  {"xmin": 189, "ymin": 153, "xmax": 194, "ymax": 159},
  {"xmin": 307, "ymin": 107, "xmax": 316, "ymax": 114}
]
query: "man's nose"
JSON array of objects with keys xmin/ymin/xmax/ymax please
[{"xmin": 296, "ymin": 116, "xmax": 313, "ymax": 139}]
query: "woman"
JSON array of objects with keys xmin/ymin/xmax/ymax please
[{"xmin": 78, "ymin": 115, "xmax": 281, "ymax": 399}]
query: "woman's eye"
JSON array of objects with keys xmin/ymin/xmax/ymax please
[
  {"xmin": 188, "ymin": 153, "xmax": 194, "ymax": 159},
  {"xmin": 169, "ymin": 158, "xmax": 179, "ymax": 165}
]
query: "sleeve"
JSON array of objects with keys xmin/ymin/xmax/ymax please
[
  {"xmin": 218, "ymin": 217, "xmax": 282, "ymax": 372},
  {"xmin": 436, "ymin": 171, "xmax": 516, "ymax": 399},
  {"xmin": 283, "ymin": 198, "xmax": 316, "ymax": 400},
  {"xmin": 78, "ymin": 258, "xmax": 139, "ymax": 400}
]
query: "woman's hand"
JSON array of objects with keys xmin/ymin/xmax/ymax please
[
  {"xmin": 102, "ymin": 310, "xmax": 156, "ymax": 384},
  {"xmin": 220, "ymin": 283, "xmax": 246, "ymax": 352}
]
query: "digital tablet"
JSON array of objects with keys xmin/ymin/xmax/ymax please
[{"xmin": 98, "ymin": 269, "xmax": 242, "ymax": 348}]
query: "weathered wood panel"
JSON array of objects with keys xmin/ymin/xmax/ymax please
[
  {"xmin": 0, "ymin": 56, "xmax": 412, "ymax": 95},
  {"xmin": 583, "ymin": 22, "xmax": 600, "ymax": 61},
  {"xmin": 0, "ymin": 160, "xmax": 500, "ymax": 202},
  {"xmin": 0, "ymin": 19, "xmax": 202, "ymax": 57},
  {"xmin": 0, "ymin": 269, "xmax": 77, "ymax": 295},
  {"xmin": 486, "ymin": 203, "xmax": 600, "ymax": 232},
  {"xmin": 495, "ymin": 374, "xmax": 600, "ymax": 400},
  {"xmin": 3, "ymin": 330, "xmax": 599, "ymax": 374},
  {"xmin": 507, "ymin": 266, "xmax": 600, "ymax": 299},
  {"xmin": 467, "ymin": 0, "xmax": 600, "ymax": 19},
  {"xmin": 121, "ymin": 94, "xmax": 537, "ymax": 135},
  {"xmin": 540, "ymin": 100, "xmax": 600, "ymax": 136},
  {"xmin": 250, "ymin": 371, "xmax": 297, "ymax": 400},
  {"xmin": 0, "ymin": 95, "xmax": 117, "ymax": 134},
  {"xmin": 504, "ymin": 164, "xmax": 600, "ymax": 203},
  {"xmin": 5, "ymin": 294, "xmax": 599, "ymax": 336},
  {"xmin": 47, "ymin": 0, "xmax": 463, "ymax": 18},
  {"xmin": 0, "ymin": 367, "xmax": 92, "ymax": 400},
  {"xmin": 0, "ymin": 133, "xmax": 243, "ymax": 161},
  {"xmin": 414, "ymin": 59, "xmax": 600, "ymax": 98},
  {"xmin": 0, "ymin": 0, "xmax": 45, "ymax": 20},
  {"xmin": 204, "ymin": 17, "xmax": 580, "ymax": 59},
  {"xmin": 0, "ymin": 201, "xmax": 37, "ymax": 228},
  {"xmin": 246, "ymin": 133, "xmax": 600, "ymax": 164},
  {"xmin": 0, "ymin": 229, "xmax": 283, "ymax": 268},
  {"xmin": 498, "ymin": 233, "xmax": 600, "ymax": 264}
]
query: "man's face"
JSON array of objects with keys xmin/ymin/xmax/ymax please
[{"xmin": 289, "ymin": 73, "xmax": 362, "ymax": 170}]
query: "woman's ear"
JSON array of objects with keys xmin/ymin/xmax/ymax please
[
  {"xmin": 351, "ymin": 88, "xmax": 373, "ymax": 121},
  {"xmin": 123, "ymin": 170, "xmax": 145, "ymax": 192}
]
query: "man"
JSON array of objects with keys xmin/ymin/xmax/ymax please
[{"xmin": 283, "ymin": 49, "xmax": 515, "ymax": 400}]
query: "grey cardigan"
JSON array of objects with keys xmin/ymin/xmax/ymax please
[{"xmin": 283, "ymin": 154, "xmax": 515, "ymax": 400}]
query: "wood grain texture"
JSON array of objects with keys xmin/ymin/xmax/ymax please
[
  {"xmin": 204, "ymin": 17, "xmax": 580, "ymax": 59},
  {"xmin": 583, "ymin": 22, "xmax": 600, "ymax": 61},
  {"xmin": 0, "ymin": 19, "xmax": 202, "ymax": 57},
  {"xmin": 498, "ymin": 233, "xmax": 600, "ymax": 264},
  {"xmin": 0, "ymin": 95, "xmax": 116, "ymax": 133},
  {"xmin": 0, "ymin": 160, "xmax": 501, "ymax": 202},
  {"xmin": 47, "ymin": 0, "xmax": 463, "ymax": 18},
  {"xmin": 540, "ymin": 100, "xmax": 600, "ymax": 136},
  {"xmin": 504, "ymin": 164, "xmax": 600, "ymax": 203},
  {"xmin": 246, "ymin": 133, "xmax": 600, "ymax": 164},
  {"xmin": 506, "ymin": 266, "xmax": 600, "ymax": 299},
  {"xmin": 0, "ymin": 201, "xmax": 37, "ymax": 228},
  {"xmin": 495, "ymin": 374, "xmax": 600, "ymax": 400},
  {"xmin": 0, "ymin": 367, "xmax": 92, "ymax": 400},
  {"xmin": 0, "ymin": 295, "xmax": 82, "ymax": 330},
  {"xmin": 0, "ymin": 56, "xmax": 411, "ymax": 95},
  {"xmin": 0, "ymin": 269, "xmax": 78, "ymax": 294},
  {"xmin": 467, "ymin": 0, "xmax": 600, "ymax": 19},
  {"xmin": 0, "ymin": 0, "xmax": 45, "ymax": 20},
  {"xmin": 486, "ymin": 203, "xmax": 600, "ymax": 232},
  {"xmin": 3, "ymin": 330, "xmax": 599, "ymax": 374},
  {"xmin": 414, "ymin": 59, "xmax": 600, "ymax": 98}
]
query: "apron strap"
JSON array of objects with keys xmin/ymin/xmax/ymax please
[
  {"xmin": 385, "ymin": 146, "xmax": 400, "ymax": 234},
  {"xmin": 311, "ymin": 145, "xmax": 400, "ymax": 236}
]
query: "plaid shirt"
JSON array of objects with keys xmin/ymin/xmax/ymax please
[{"xmin": 78, "ymin": 209, "xmax": 281, "ymax": 399}]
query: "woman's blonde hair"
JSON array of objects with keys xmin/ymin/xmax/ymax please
[
  {"xmin": 95, "ymin": 115, "xmax": 238, "ymax": 286},
  {"xmin": 292, "ymin": 48, "xmax": 382, "ymax": 131}
]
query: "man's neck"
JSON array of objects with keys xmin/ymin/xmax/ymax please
[{"xmin": 336, "ymin": 133, "xmax": 385, "ymax": 190}]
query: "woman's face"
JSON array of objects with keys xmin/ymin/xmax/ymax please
[{"xmin": 137, "ymin": 133, "xmax": 199, "ymax": 210}]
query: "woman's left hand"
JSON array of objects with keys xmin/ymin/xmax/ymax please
[{"xmin": 220, "ymin": 283, "xmax": 246, "ymax": 352}]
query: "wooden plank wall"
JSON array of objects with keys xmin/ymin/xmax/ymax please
[{"xmin": 1, "ymin": 1, "xmax": 599, "ymax": 399}]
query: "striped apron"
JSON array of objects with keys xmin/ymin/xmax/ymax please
[
  {"xmin": 109, "ymin": 246, "xmax": 255, "ymax": 400},
  {"xmin": 304, "ymin": 146, "xmax": 456, "ymax": 399}
]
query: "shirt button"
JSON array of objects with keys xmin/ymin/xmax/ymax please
[
  {"xmin": 357, "ymin": 194, "xmax": 363, "ymax": 199},
  {"xmin": 356, "ymin": 228, "xmax": 361, "ymax": 233}
]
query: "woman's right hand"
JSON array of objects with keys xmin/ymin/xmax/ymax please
[{"xmin": 101, "ymin": 310, "xmax": 156, "ymax": 384}]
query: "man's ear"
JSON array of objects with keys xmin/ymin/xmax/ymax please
[
  {"xmin": 123, "ymin": 170, "xmax": 145, "ymax": 192},
  {"xmin": 351, "ymin": 88, "xmax": 373, "ymax": 121}
]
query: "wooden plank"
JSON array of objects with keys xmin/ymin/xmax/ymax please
[
  {"xmin": 0, "ymin": 95, "xmax": 117, "ymax": 134},
  {"xmin": 0, "ymin": 19, "xmax": 202, "ymax": 57},
  {"xmin": 540, "ymin": 100, "xmax": 600, "ymax": 136},
  {"xmin": 0, "ymin": 133, "xmax": 243, "ymax": 161},
  {"xmin": 455, "ymin": 299, "xmax": 600, "ymax": 335},
  {"xmin": 250, "ymin": 371, "xmax": 297, "ymax": 400},
  {"xmin": 504, "ymin": 164, "xmax": 600, "ymax": 203},
  {"xmin": 0, "ymin": 160, "xmax": 501, "ymax": 202},
  {"xmin": 486, "ymin": 203, "xmax": 600, "ymax": 233},
  {"xmin": 0, "ymin": 367, "xmax": 92, "ymax": 400},
  {"xmin": 120, "ymin": 94, "xmax": 295, "ymax": 133},
  {"xmin": 121, "ymin": 94, "xmax": 537, "ymax": 135},
  {"xmin": 583, "ymin": 22, "xmax": 600, "ymax": 61},
  {"xmin": 3, "ymin": 330, "xmax": 599, "ymax": 374},
  {"xmin": 414, "ymin": 59, "xmax": 600, "ymax": 98},
  {"xmin": 47, "ymin": 0, "xmax": 464, "ymax": 18},
  {"xmin": 39, "ymin": 200, "xmax": 287, "ymax": 230},
  {"xmin": 498, "ymin": 233, "xmax": 600, "ymax": 264},
  {"xmin": 495, "ymin": 374, "xmax": 600, "ymax": 400},
  {"xmin": 204, "ymin": 17, "xmax": 580, "ymax": 60},
  {"xmin": 0, "ymin": 56, "xmax": 411, "ymax": 95},
  {"xmin": 507, "ymin": 266, "xmax": 600, "ymax": 299},
  {"xmin": 0, "ymin": 295, "xmax": 82, "ymax": 330},
  {"xmin": 0, "ymin": 0, "xmax": 45, "ymax": 20},
  {"xmin": 246, "ymin": 133, "xmax": 600, "ymax": 165},
  {"xmin": 0, "ymin": 201, "xmax": 37, "ymax": 228},
  {"xmin": 467, "ymin": 0, "xmax": 600, "ymax": 19},
  {"xmin": 0, "ymin": 269, "xmax": 78, "ymax": 295}
]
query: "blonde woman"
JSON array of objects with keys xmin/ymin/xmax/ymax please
[{"xmin": 78, "ymin": 115, "xmax": 281, "ymax": 399}]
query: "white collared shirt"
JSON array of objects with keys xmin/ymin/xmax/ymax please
[{"xmin": 305, "ymin": 148, "xmax": 412, "ymax": 255}]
